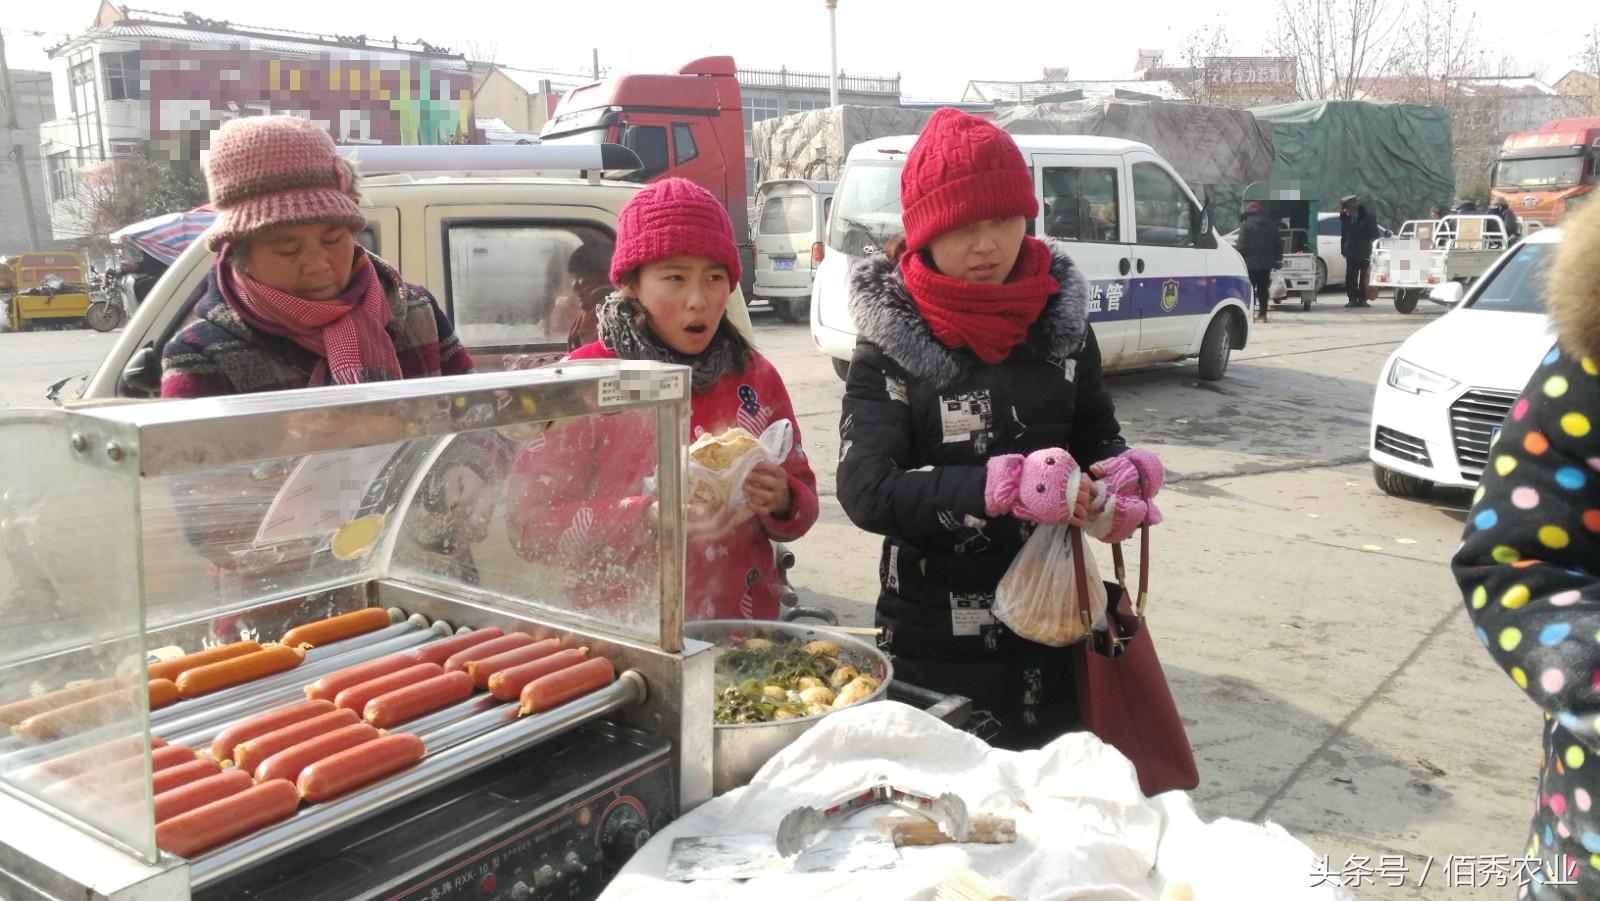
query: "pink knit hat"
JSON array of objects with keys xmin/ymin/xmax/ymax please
[
  {"xmin": 900, "ymin": 108, "xmax": 1037, "ymax": 253},
  {"xmin": 201, "ymin": 116, "xmax": 366, "ymax": 252},
  {"xmin": 609, "ymin": 178, "xmax": 741, "ymax": 287}
]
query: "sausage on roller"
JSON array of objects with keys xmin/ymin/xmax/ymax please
[
  {"xmin": 297, "ymin": 733, "xmax": 425, "ymax": 803},
  {"xmin": 253, "ymin": 722, "xmax": 380, "ymax": 785},
  {"xmin": 208, "ymin": 699, "xmax": 335, "ymax": 762},
  {"xmin": 410, "ymin": 628, "xmax": 503, "ymax": 667},
  {"xmin": 156, "ymin": 779, "xmax": 300, "ymax": 858},
  {"xmin": 148, "ymin": 679, "xmax": 180, "ymax": 711},
  {"xmin": 232, "ymin": 709, "xmax": 360, "ymax": 776},
  {"xmin": 364, "ymin": 672, "xmax": 473, "ymax": 728},
  {"xmin": 466, "ymin": 639, "xmax": 562, "ymax": 690},
  {"xmin": 151, "ymin": 757, "xmax": 222, "ymax": 795},
  {"xmin": 0, "ymin": 678, "xmax": 123, "ymax": 728},
  {"xmin": 14, "ymin": 688, "xmax": 142, "ymax": 741},
  {"xmin": 304, "ymin": 654, "xmax": 415, "ymax": 702},
  {"xmin": 153, "ymin": 769, "xmax": 254, "ymax": 824},
  {"xmin": 151, "ymin": 743, "xmax": 199, "ymax": 773},
  {"xmin": 333, "ymin": 663, "xmax": 443, "ymax": 714},
  {"xmin": 282, "ymin": 608, "xmax": 393, "ymax": 649},
  {"xmin": 147, "ymin": 641, "xmax": 262, "ymax": 683},
  {"xmin": 519, "ymin": 657, "xmax": 615, "ymax": 715},
  {"xmin": 488, "ymin": 649, "xmax": 588, "ymax": 702},
  {"xmin": 176, "ymin": 645, "xmax": 305, "ymax": 699},
  {"xmin": 442, "ymin": 633, "xmax": 535, "ymax": 674}
]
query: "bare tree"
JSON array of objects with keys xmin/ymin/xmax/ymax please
[
  {"xmin": 1583, "ymin": 25, "xmax": 1600, "ymax": 87},
  {"xmin": 1273, "ymin": 0, "xmax": 1407, "ymax": 100},
  {"xmin": 1177, "ymin": 19, "xmax": 1234, "ymax": 104},
  {"xmin": 58, "ymin": 148, "xmax": 208, "ymax": 242},
  {"xmin": 1391, "ymin": 0, "xmax": 1483, "ymax": 100}
]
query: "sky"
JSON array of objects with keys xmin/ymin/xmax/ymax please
[{"xmin": 3, "ymin": 0, "xmax": 1595, "ymax": 98}]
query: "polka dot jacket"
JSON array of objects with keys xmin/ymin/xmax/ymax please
[{"xmin": 1455, "ymin": 344, "xmax": 1600, "ymax": 899}]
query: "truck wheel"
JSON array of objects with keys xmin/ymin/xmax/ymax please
[
  {"xmin": 1373, "ymin": 463, "xmax": 1432, "ymax": 498},
  {"xmin": 1394, "ymin": 290, "xmax": 1419, "ymax": 315},
  {"xmin": 773, "ymin": 298, "xmax": 809, "ymax": 324},
  {"xmin": 1197, "ymin": 312, "xmax": 1235, "ymax": 380},
  {"xmin": 1313, "ymin": 259, "xmax": 1328, "ymax": 293},
  {"xmin": 84, "ymin": 300, "xmax": 125, "ymax": 332},
  {"xmin": 832, "ymin": 357, "xmax": 851, "ymax": 382},
  {"xmin": 1301, "ymin": 292, "xmax": 1314, "ymax": 311}
]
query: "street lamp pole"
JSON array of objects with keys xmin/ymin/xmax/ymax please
[{"xmin": 826, "ymin": 0, "xmax": 839, "ymax": 107}]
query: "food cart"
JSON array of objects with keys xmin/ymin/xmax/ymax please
[
  {"xmin": 1, "ymin": 252, "xmax": 95, "ymax": 332},
  {"xmin": 0, "ymin": 361, "xmax": 713, "ymax": 900},
  {"xmin": 1239, "ymin": 181, "xmax": 1321, "ymax": 311}
]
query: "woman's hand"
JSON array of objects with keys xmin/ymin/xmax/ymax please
[
  {"xmin": 744, "ymin": 462, "xmax": 793, "ymax": 518},
  {"xmin": 1068, "ymin": 475, "xmax": 1098, "ymax": 527}
]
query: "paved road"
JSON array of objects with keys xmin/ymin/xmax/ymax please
[{"xmin": 0, "ymin": 295, "xmax": 1530, "ymax": 897}]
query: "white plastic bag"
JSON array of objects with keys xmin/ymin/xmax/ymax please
[
  {"xmin": 1269, "ymin": 272, "xmax": 1288, "ymax": 300},
  {"xmin": 687, "ymin": 420, "xmax": 794, "ymax": 515},
  {"xmin": 994, "ymin": 525, "xmax": 1108, "ymax": 647}
]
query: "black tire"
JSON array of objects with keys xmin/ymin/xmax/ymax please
[
  {"xmin": 772, "ymin": 297, "xmax": 808, "ymax": 323},
  {"xmin": 1197, "ymin": 311, "xmax": 1235, "ymax": 380},
  {"xmin": 832, "ymin": 357, "xmax": 851, "ymax": 381},
  {"xmin": 1394, "ymin": 289, "xmax": 1419, "ymax": 315},
  {"xmin": 1373, "ymin": 463, "xmax": 1432, "ymax": 498},
  {"xmin": 84, "ymin": 300, "xmax": 125, "ymax": 332},
  {"xmin": 1301, "ymin": 292, "xmax": 1314, "ymax": 311},
  {"xmin": 1313, "ymin": 258, "xmax": 1328, "ymax": 293}
]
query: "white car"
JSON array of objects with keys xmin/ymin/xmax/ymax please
[{"xmin": 1369, "ymin": 227, "xmax": 1560, "ymax": 496}]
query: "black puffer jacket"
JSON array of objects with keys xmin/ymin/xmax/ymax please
[
  {"xmin": 1340, "ymin": 205, "xmax": 1380, "ymax": 263},
  {"xmin": 837, "ymin": 242, "xmax": 1127, "ymax": 663},
  {"xmin": 1236, "ymin": 209, "xmax": 1284, "ymax": 271}
]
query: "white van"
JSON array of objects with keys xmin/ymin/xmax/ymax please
[
  {"xmin": 811, "ymin": 135, "xmax": 1252, "ymax": 380},
  {"xmin": 752, "ymin": 179, "xmax": 834, "ymax": 324}
]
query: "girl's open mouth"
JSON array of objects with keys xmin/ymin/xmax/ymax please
[{"xmin": 685, "ymin": 323, "xmax": 709, "ymax": 335}]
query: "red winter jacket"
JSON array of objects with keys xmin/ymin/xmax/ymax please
[{"xmin": 505, "ymin": 342, "xmax": 819, "ymax": 621}]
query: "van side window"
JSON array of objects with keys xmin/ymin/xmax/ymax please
[
  {"xmin": 624, "ymin": 125, "xmax": 669, "ymax": 181},
  {"xmin": 672, "ymin": 124, "xmax": 698, "ymax": 166},
  {"xmin": 443, "ymin": 223, "xmax": 613, "ymax": 348},
  {"xmin": 1131, "ymin": 162, "xmax": 1199, "ymax": 248},
  {"xmin": 1042, "ymin": 167, "xmax": 1120, "ymax": 243}
]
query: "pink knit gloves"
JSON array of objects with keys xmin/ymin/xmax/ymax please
[
  {"xmin": 1086, "ymin": 448, "xmax": 1165, "ymax": 542},
  {"xmin": 984, "ymin": 448, "xmax": 1081, "ymax": 524}
]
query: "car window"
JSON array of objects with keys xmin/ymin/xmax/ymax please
[
  {"xmin": 1319, "ymin": 217, "xmax": 1342, "ymax": 237},
  {"xmin": 444, "ymin": 223, "xmax": 614, "ymax": 347},
  {"xmin": 759, "ymin": 197, "xmax": 812, "ymax": 236},
  {"xmin": 672, "ymin": 124, "xmax": 698, "ymax": 166},
  {"xmin": 1464, "ymin": 242, "xmax": 1552, "ymax": 314},
  {"xmin": 1042, "ymin": 167, "xmax": 1120, "ymax": 243},
  {"xmin": 1130, "ymin": 162, "xmax": 1196, "ymax": 248}
]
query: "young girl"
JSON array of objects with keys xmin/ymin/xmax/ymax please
[
  {"xmin": 838, "ymin": 109, "xmax": 1164, "ymax": 750},
  {"xmin": 507, "ymin": 178, "xmax": 818, "ymax": 620}
]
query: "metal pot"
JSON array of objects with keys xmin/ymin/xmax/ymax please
[{"xmin": 686, "ymin": 619, "xmax": 893, "ymax": 795}]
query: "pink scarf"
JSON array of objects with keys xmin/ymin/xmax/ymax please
[{"xmin": 218, "ymin": 247, "xmax": 403, "ymax": 385}]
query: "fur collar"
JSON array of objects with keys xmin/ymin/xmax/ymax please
[
  {"xmin": 1546, "ymin": 200, "xmax": 1600, "ymax": 362},
  {"xmin": 848, "ymin": 240, "xmax": 1091, "ymax": 387}
]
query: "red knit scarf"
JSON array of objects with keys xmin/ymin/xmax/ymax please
[
  {"xmin": 218, "ymin": 247, "xmax": 403, "ymax": 386},
  {"xmin": 900, "ymin": 236, "xmax": 1059, "ymax": 364}
]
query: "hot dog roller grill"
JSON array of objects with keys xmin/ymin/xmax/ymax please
[{"xmin": 0, "ymin": 362, "xmax": 714, "ymax": 900}]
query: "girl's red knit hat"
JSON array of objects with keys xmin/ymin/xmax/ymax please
[
  {"xmin": 900, "ymin": 108, "xmax": 1038, "ymax": 253},
  {"xmin": 609, "ymin": 177, "xmax": 742, "ymax": 286}
]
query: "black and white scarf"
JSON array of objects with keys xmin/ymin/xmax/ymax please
[{"xmin": 596, "ymin": 294, "xmax": 745, "ymax": 392}]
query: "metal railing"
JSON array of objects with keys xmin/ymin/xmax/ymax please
[{"xmin": 738, "ymin": 66, "xmax": 899, "ymax": 95}]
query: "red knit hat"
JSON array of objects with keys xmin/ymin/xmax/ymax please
[
  {"xmin": 900, "ymin": 109, "xmax": 1038, "ymax": 253},
  {"xmin": 610, "ymin": 178, "xmax": 741, "ymax": 286},
  {"xmin": 201, "ymin": 115, "xmax": 366, "ymax": 252}
]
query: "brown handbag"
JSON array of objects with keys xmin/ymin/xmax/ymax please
[{"xmin": 1069, "ymin": 525, "xmax": 1200, "ymax": 796}]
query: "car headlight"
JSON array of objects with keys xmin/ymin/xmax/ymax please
[{"xmin": 1386, "ymin": 357, "xmax": 1459, "ymax": 395}]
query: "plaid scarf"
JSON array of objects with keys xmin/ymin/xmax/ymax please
[
  {"xmin": 218, "ymin": 247, "xmax": 403, "ymax": 385},
  {"xmin": 596, "ymin": 294, "xmax": 744, "ymax": 392}
]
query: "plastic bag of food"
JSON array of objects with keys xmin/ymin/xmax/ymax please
[
  {"xmin": 687, "ymin": 420, "xmax": 793, "ymax": 514},
  {"xmin": 993, "ymin": 525, "xmax": 1107, "ymax": 647}
]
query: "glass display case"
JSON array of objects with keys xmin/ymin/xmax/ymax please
[{"xmin": 0, "ymin": 361, "xmax": 707, "ymax": 897}]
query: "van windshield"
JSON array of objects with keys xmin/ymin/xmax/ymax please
[
  {"xmin": 759, "ymin": 196, "xmax": 813, "ymax": 236},
  {"xmin": 828, "ymin": 161, "xmax": 904, "ymax": 257}
]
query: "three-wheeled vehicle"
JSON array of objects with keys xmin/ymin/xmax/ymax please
[
  {"xmin": 0, "ymin": 252, "xmax": 95, "ymax": 332},
  {"xmin": 1239, "ymin": 181, "xmax": 1321, "ymax": 311}
]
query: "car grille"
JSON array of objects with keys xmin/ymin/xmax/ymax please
[
  {"xmin": 1374, "ymin": 427, "xmax": 1431, "ymax": 467},
  {"xmin": 1451, "ymin": 388, "xmax": 1520, "ymax": 481}
]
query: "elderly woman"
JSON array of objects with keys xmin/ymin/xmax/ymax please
[{"xmin": 161, "ymin": 115, "xmax": 472, "ymax": 397}]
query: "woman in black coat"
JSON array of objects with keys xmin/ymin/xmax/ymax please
[{"xmin": 837, "ymin": 109, "xmax": 1164, "ymax": 750}]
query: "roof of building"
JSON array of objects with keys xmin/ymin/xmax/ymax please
[
  {"xmin": 1452, "ymin": 75, "xmax": 1558, "ymax": 96},
  {"xmin": 964, "ymin": 79, "xmax": 1188, "ymax": 103},
  {"xmin": 484, "ymin": 65, "xmax": 586, "ymax": 96}
]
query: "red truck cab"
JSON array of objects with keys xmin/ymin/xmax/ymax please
[
  {"xmin": 1490, "ymin": 118, "xmax": 1600, "ymax": 226},
  {"xmin": 541, "ymin": 57, "xmax": 752, "ymax": 288}
]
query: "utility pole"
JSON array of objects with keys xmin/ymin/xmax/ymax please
[
  {"xmin": 0, "ymin": 29, "xmax": 45, "ymax": 250},
  {"xmin": 826, "ymin": 0, "xmax": 839, "ymax": 107},
  {"xmin": 592, "ymin": 48, "xmax": 599, "ymax": 82}
]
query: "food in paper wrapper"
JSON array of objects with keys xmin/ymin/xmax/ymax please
[{"xmin": 686, "ymin": 421, "xmax": 794, "ymax": 516}]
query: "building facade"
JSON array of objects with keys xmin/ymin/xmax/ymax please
[
  {"xmin": 1, "ymin": 69, "xmax": 57, "ymax": 252},
  {"xmin": 39, "ymin": 1, "xmax": 480, "ymax": 240}
]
